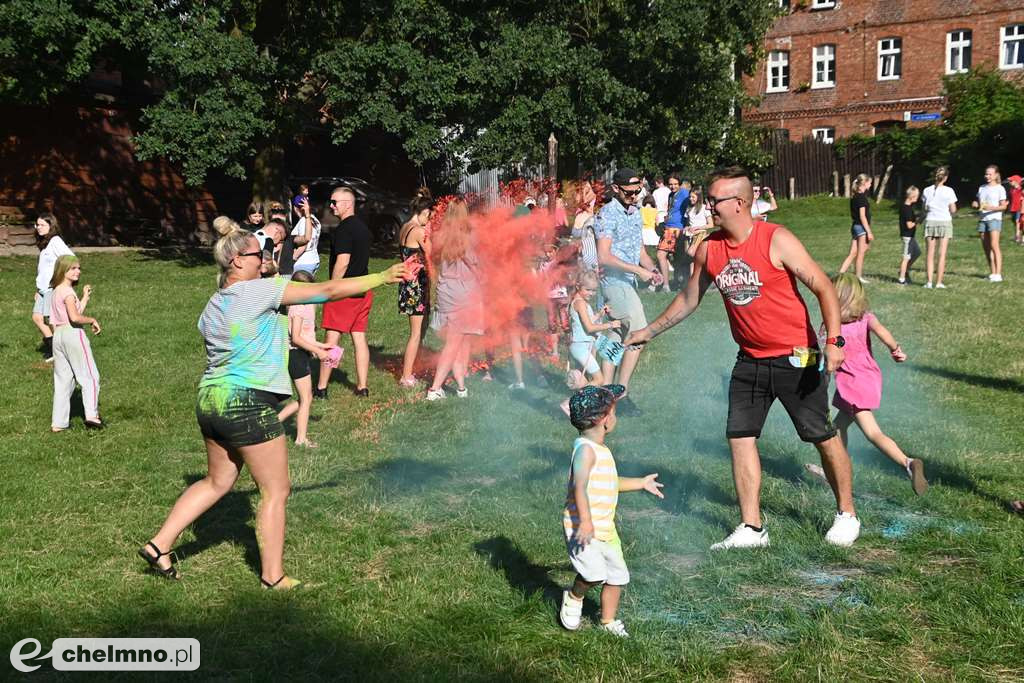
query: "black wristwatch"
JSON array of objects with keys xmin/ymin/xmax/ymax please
[{"xmin": 825, "ymin": 335, "xmax": 845, "ymax": 348}]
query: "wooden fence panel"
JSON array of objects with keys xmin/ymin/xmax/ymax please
[{"xmin": 758, "ymin": 136, "xmax": 886, "ymax": 199}]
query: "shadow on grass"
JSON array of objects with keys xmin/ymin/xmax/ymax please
[
  {"xmin": 0, "ymin": 601, "xmax": 545, "ymax": 681},
  {"xmin": 371, "ymin": 458, "xmax": 453, "ymax": 493},
  {"xmin": 473, "ymin": 536, "xmax": 597, "ymax": 622},
  {"xmin": 910, "ymin": 363, "xmax": 1024, "ymax": 395},
  {"xmin": 135, "ymin": 248, "xmax": 216, "ymax": 268}
]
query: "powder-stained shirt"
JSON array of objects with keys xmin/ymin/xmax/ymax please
[
  {"xmin": 563, "ymin": 437, "xmax": 619, "ymax": 542},
  {"xmin": 198, "ymin": 277, "xmax": 291, "ymax": 396},
  {"xmin": 595, "ymin": 199, "xmax": 643, "ymax": 287}
]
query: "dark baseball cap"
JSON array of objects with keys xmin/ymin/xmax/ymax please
[
  {"xmin": 612, "ymin": 168, "xmax": 641, "ymax": 186},
  {"xmin": 569, "ymin": 384, "xmax": 626, "ymax": 430}
]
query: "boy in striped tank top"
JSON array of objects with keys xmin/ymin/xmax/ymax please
[{"xmin": 559, "ymin": 385, "xmax": 664, "ymax": 637}]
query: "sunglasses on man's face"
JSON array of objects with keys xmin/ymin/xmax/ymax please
[
  {"xmin": 330, "ymin": 198, "xmax": 353, "ymax": 206},
  {"xmin": 619, "ymin": 187, "xmax": 642, "ymax": 197},
  {"xmin": 707, "ymin": 195, "xmax": 742, "ymax": 208}
]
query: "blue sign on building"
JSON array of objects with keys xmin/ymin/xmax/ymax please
[{"xmin": 910, "ymin": 112, "xmax": 942, "ymax": 122}]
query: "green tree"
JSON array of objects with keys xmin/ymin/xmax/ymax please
[{"xmin": 1, "ymin": 0, "xmax": 780, "ymax": 191}]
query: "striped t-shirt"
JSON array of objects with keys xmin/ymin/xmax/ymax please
[
  {"xmin": 198, "ymin": 276, "xmax": 292, "ymax": 396},
  {"xmin": 563, "ymin": 437, "xmax": 619, "ymax": 542}
]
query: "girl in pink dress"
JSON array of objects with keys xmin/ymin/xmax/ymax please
[{"xmin": 831, "ymin": 273, "xmax": 927, "ymax": 495}]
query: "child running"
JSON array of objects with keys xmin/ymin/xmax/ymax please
[
  {"xmin": 49, "ymin": 255, "xmax": 102, "ymax": 431},
  {"xmin": 829, "ymin": 273, "xmax": 927, "ymax": 494},
  {"xmin": 559, "ymin": 384, "xmax": 664, "ymax": 638},
  {"xmin": 277, "ymin": 269, "xmax": 336, "ymax": 447}
]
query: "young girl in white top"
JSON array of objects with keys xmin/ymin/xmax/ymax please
[
  {"xmin": 971, "ymin": 164, "xmax": 1008, "ymax": 282},
  {"xmin": 49, "ymin": 255, "xmax": 102, "ymax": 431},
  {"xmin": 32, "ymin": 213, "xmax": 74, "ymax": 362},
  {"xmin": 560, "ymin": 270, "xmax": 621, "ymax": 414},
  {"xmin": 922, "ymin": 166, "xmax": 958, "ymax": 289}
]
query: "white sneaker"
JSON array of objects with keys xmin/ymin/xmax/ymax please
[
  {"xmin": 990, "ymin": 273, "xmax": 1003, "ymax": 282},
  {"xmin": 923, "ymin": 282, "xmax": 933, "ymax": 289},
  {"xmin": 508, "ymin": 382, "xmax": 525, "ymax": 391},
  {"xmin": 858, "ymin": 277, "xmax": 871, "ymax": 284},
  {"xmin": 559, "ymin": 590, "xmax": 583, "ymax": 630},
  {"xmin": 601, "ymin": 619, "xmax": 629, "ymax": 638},
  {"xmin": 825, "ymin": 512, "xmax": 861, "ymax": 547},
  {"xmin": 935, "ymin": 282, "xmax": 947, "ymax": 289},
  {"xmin": 425, "ymin": 388, "xmax": 446, "ymax": 401},
  {"xmin": 710, "ymin": 524, "xmax": 769, "ymax": 550},
  {"xmin": 455, "ymin": 387, "xmax": 468, "ymax": 398}
]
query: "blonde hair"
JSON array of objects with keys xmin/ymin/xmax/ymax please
[
  {"xmin": 905, "ymin": 184, "xmax": 919, "ymax": 199},
  {"xmin": 853, "ymin": 173, "xmax": 871, "ymax": 193},
  {"xmin": 432, "ymin": 199, "xmax": 472, "ymax": 265},
  {"xmin": 832, "ymin": 272, "xmax": 868, "ymax": 323},
  {"xmin": 50, "ymin": 254, "xmax": 80, "ymax": 289},
  {"xmin": 212, "ymin": 219, "xmax": 255, "ymax": 288},
  {"xmin": 987, "ymin": 165, "xmax": 1002, "ymax": 183},
  {"xmin": 573, "ymin": 268, "xmax": 599, "ymax": 291},
  {"xmin": 933, "ymin": 166, "xmax": 949, "ymax": 185}
]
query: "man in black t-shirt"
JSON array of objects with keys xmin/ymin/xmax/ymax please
[
  {"xmin": 898, "ymin": 187, "xmax": 922, "ymax": 285},
  {"xmin": 316, "ymin": 186, "xmax": 374, "ymax": 399}
]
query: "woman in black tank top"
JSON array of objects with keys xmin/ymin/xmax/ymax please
[{"xmin": 398, "ymin": 191, "xmax": 435, "ymax": 386}]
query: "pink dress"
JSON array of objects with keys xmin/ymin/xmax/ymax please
[{"xmin": 833, "ymin": 313, "xmax": 882, "ymax": 413}]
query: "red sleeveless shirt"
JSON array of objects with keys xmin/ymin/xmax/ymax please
[{"xmin": 703, "ymin": 222, "xmax": 817, "ymax": 358}]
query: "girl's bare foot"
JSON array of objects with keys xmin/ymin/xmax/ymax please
[{"xmin": 294, "ymin": 439, "xmax": 318, "ymax": 449}]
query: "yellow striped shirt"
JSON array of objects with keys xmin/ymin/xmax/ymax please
[{"xmin": 563, "ymin": 437, "xmax": 619, "ymax": 542}]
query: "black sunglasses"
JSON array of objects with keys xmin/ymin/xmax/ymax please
[
  {"xmin": 620, "ymin": 188, "xmax": 642, "ymax": 197},
  {"xmin": 330, "ymin": 198, "xmax": 353, "ymax": 206},
  {"xmin": 707, "ymin": 195, "xmax": 742, "ymax": 208},
  {"xmin": 236, "ymin": 250, "xmax": 263, "ymax": 260}
]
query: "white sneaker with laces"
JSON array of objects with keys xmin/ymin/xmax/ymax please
[
  {"xmin": 990, "ymin": 273, "xmax": 1003, "ymax": 282},
  {"xmin": 508, "ymin": 382, "xmax": 525, "ymax": 391},
  {"xmin": 455, "ymin": 387, "xmax": 468, "ymax": 398},
  {"xmin": 923, "ymin": 282, "xmax": 933, "ymax": 289},
  {"xmin": 601, "ymin": 620, "xmax": 629, "ymax": 638},
  {"xmin": 710, "ymin": 524, "xmax": 769, "ymax": 550},
  {"xmin": 425, "ymin": 388, "xmax": 446, "ymax": 401},
  {"xmin": 825, "ymin": 512, "xmax": 861, "ymax": 547},
  {"xmin": 559, "ymin": 591, "xmax": 583, "ymax": 630},
  {"xmin": 935, "ymin": 282, "xmax": 947, "ymax": 289}
]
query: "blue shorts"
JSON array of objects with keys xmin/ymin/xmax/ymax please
[
  {"xmin": 850, "ymin": 223, "xmax": 867, "ymax": 239},
  {"xmin": 977, "ymin": 219, "xmax": 1002, "ymax": 233}
]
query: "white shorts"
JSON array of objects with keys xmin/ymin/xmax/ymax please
[
  {"xmin": 565, "ymin": 535, "xmax": 630, "ymax": 585},
  {"xmin": 33, "ymin": 288, "xmax": 53, "ymax": 317},
  {"xmin": 569, "ymin": 342, "xmax": 600, "ymax": 374}
]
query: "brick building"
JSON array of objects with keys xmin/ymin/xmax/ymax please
[{"xmin": 742, "ymin": 0, "xmax": 1024, "ymax": 143}]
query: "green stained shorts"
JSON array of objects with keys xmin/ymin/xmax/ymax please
[{"xmin": 196, "ymin": 384, "xmax": 285, "ymax": 447}]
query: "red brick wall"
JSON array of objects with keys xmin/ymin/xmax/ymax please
[
  {"xmin": 743, "ymin": 0, "xmax": 1024, "ymax": 140},
  {"xmin": 0, "ymin": 103, "xmax": 219, "ymax": 247}
]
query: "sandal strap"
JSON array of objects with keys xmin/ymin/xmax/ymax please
[
  {"xmin": 145, "ymin": 541, "xmax": 173, "ymax": 561},
  {"xmin": 261, "ymin": 575, "xmax": 286, "ymax": 589}
]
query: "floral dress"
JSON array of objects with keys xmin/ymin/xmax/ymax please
[{"xmin": 398, "ymin": 244, "xmax": 429, "ymax": 315}]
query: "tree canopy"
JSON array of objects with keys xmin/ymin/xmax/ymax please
[{"xmin": 0, "ymin": 1, "xmax": 779, "ymax": 186}]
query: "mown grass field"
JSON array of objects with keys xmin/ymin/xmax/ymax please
[{"xmin": 1, "ymin": 196, "xmax": 1022, "ymax": 681}]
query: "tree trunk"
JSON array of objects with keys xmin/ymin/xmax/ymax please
[{"xmin": 251, "ymin": 144, "xmax": 285, "ymax": 211}]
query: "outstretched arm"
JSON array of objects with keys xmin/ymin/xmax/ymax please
[
  {"xmin": 618, "ymin": 473, "xmax": 664, "ymax": 498},
  {"xmin": 625, "ymin": 241, "xmax": 713, "ymax": 346},
  {"xmin": 867, "ymin": 315, "xmax": 905, "ymax": 361},
  {"xmin": 282, "ymin": 263, "xmax": 406, "ymax": 306},
  {"xmin": 771, "ymin": 227, "xmax": 844, "ymax": 371}
]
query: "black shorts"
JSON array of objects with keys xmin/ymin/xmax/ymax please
[
  {"xmin": 726, "ymin": 353, "xmax": 836, "ymax": 443},
  {"xmin": 196, "ymin": 385, "xmax": 287, "ymax": 447},
  {"xmin": 288, "ymin": 348, "xmax": 311, "ymax": 380}
]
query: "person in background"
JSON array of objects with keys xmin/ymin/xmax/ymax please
[
  {"xmin": 839, "ymin": 174, "xmax": 874, "ymax": 284},
  {"xmin": 1007, "ymin": 174, "xmax": 1023, "ymax": 245},
  {"xmin": 398, "ymin": 190, "xmax": 434, "ymax": 387},
  {"xmin": 49, "ymin": 255, "xmax": 102, "ymax": 431},
  {"xmin": 242, "ymin": 202, "xmax": 264, "ymax": 232},
  {"xmin": 897, "ymin": 186, "xmax": 922, "ymax": 285},
  {"xmin": 639, "ymin": 195, "xmax": 660, "ymax": 265},
  {"xmin": 32, "ymin": 212, "xmax": 73, "ymax": 363},
  {"xmin": 652, "ymin": 176, "xmax": 671, "ymax": 226},
  {"xmin": 971, "ymin": 165, "xmax": 1008, "ymax": 282},
  {"xmin": 922, "ymin": 166, "xmax": 958, "ymax": 289},
  {"xmin": 658, "ymin": 177, "xmax": 691, "ymax": 294},
  {"xmin": 750, "ymin": 186, "xmax": 778, "ymax": 221},
  {"xmin": 290, "ymin": 194, "xmax": 321, "ymax": 277},
  {"xmin": 292, "ymin": 184, "xmax": 310, "ymax": 221},
  {"xmin": 674, "ymin": 189, "xmax": 712, "ymax": 285}
]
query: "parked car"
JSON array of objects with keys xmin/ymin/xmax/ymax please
[{"xmin": 287, "ymin": 176, "xmax": 409, "ymax": 253}]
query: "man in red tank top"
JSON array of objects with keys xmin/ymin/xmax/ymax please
[{"xmin": 626, "ymin": 166, "xmax": 861, "ymax": 550}]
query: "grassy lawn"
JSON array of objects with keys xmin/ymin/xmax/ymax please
[{"xmin": 1, "ymin": 196, "xmax": 1022, "ymax": 681}]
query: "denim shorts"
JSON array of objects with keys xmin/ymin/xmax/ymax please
[
  {"xmin": 850, "ymin": 223, "xmax": 867, "ymax": 239},
  {"xmin": 977, "ymin": 218, "xmax": 1003, "ymax": 233},
  {"xmin": 32, "ymin": 288, "xmax": 53, "ymax": 317}
]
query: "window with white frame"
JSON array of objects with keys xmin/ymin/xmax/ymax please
[
  {"xmin": 812, "ymin": 45, "xmax": 836, "ymax": 88},
  {"xmin": 878, "ymin": 38, "xmax": 902, "ymax": 80},
  {"xmin": 1001, "ymin": 25, "xmax": 1024, "ymax": 69},
  {"xmin": 767, "ymin": 51, "xmax": 789, "ymax": 92},
  {"xmin": 810, "ymin": 0, "xmax": 835, "ymax": 8},
  {"xmin": 812, "ymin": 127, "xmax": 835, "ymax": 144},
  {"xmin": 946, "ymin": 30, "xmax": 972, "ymax": 74}
]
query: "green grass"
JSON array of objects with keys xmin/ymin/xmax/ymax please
[{"xmin": 1, "ymin": 196, "xmax": 1023, "ymax": 681}]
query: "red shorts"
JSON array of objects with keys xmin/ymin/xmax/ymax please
[
  {"xmin": 658, "ymin": 228, "xmax": 680, "ymax": 252},
  {"xmin": 323, "ymin": 290, "xmax": 373, "ymax": 333}
]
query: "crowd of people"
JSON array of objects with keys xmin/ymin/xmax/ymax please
[{"xmin": 24, "ymin": 161, "xmax": 1023, "ymax": 635}]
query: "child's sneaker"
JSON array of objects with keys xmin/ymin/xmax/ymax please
[
  {"xmin": 710, "ymin": 524, "xmax": 769, "ymax": 550},
  {"xmin": 935, "ymin": 282, "xmax": 947, "ymax": 289},
  {"xmin": 559, "ymin": 590, "xmax": 583, "ymax": 631},
  {"xmin": 508, "ymin": 381, "xmax": 525, "ymax": 391},
  {"xmin": 425, "ymin": 388, "xmax": 446, "ymax": 401},
  {"xmin": 906, "ymin": 458, "xmax": 928, "ymax": 496},
  {"xmin": 455, "ymin": 387, "xmax": 469, "ymax": 398},
  {"xmin": 923, "ymin": 282, "xmax": 933, "ymax": 289},
  {"xmin": 825, "ymin": 511, "xmax": 861, "ymax": 547},
  {"xmin": 601, "ymin": 619, "xmax": 629, "ymax": 638}
]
